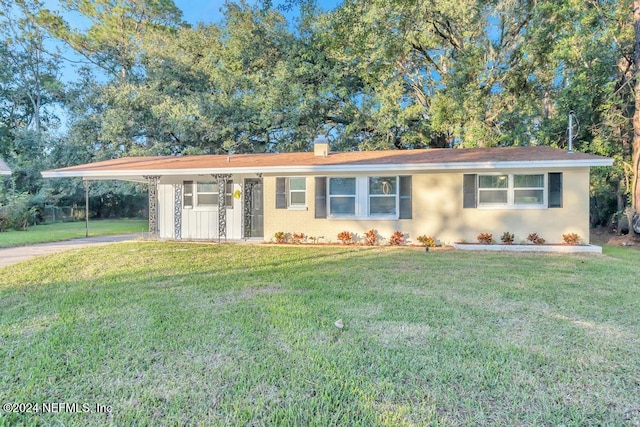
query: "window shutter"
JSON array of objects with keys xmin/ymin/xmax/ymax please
[
  {"xmin": 315, "ymin": 177, "xmax": 327, "ymax": 218},
  {"xmin": 276, "ymin": 177, "xmax": 287, "ymax": 209},
  {"xmin": 463, "ymin": 174, "xmax": 477, "ymax": 208},
  {"xmin": 399, "ymin": 176, "xmax": 412, "ymax": 219},
  {"xmin": 548, "ymin": 172, "xmax": 563, "ymax": 208}
]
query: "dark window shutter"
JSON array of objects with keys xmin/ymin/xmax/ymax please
[
  {"xmin": 315, "ymin": 177, "xmax": 327, "ymax": 218},
  {"xmin": 276, "ymin": 177, "xmax": 287, "ymax": 209},
  {"xmin": 463, "ymin": 174, "xmax": 477, "ymax": 208},
  {"xmin": 399, "ymin": 176, "xmax": 412, "ymax": 219},
  {"xmin": 548, "ymin": 172, "xmax": 563, "ymax": 208}
]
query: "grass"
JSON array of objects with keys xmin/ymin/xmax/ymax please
[
  {"xmin": 0, "ymin": 243, "xmax": 639, "ymax": 426},
  {"xmin": 0, "ymin": 219, "xmax": 148, "ymax": 248}
]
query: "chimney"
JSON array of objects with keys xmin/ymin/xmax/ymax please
[{"xmin": 313, "ymin": 135, "xmax": 330, "ymax": 157}]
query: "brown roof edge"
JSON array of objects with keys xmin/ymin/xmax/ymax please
[{"xmin": 42, "ymin": 146, "xmax": 613, "ymax": 175}]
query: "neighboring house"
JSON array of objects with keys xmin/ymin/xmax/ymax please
[
  {"xmin": 42, "ymin": 142, "xmax": 613, "ymax": 244},
  {"xmin": 0, "ymin": 158, "xmax": 11, "ymax": 176}
]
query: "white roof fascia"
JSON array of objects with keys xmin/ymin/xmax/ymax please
[
  {"xmin": 42, "ymin": 173, "xmax": 147, "ymax": 183},
  {"xmin": 85, "ymin": 177, "xmax": 149, "ymax": 183},
  {"xmin": 41, "ymin": 158, "xmax": 614, "ymax": 179}
]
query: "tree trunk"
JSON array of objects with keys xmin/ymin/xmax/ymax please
[{"xmin": 632, "ymin": 1, "xmax": 640, "ymax": 235}]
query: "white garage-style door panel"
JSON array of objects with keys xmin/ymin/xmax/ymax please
[
  {"xmin": 182, "ymin": 209, "xmax": 218, "ymax": 240},
  {"xmin": 157, "ymin": 180, "xmax": 245, "ymax": 240},
  {"xmin": 158, "ymin": 184, "xmax": 174, "ymax": 239}
]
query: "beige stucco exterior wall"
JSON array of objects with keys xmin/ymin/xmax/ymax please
[{"xmin": 263, "ymin": 168, "xmax": 592, "ymax": 245}]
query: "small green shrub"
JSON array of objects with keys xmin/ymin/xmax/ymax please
[
  {"xmin": 477, "ymin": 233, "xmax": 494, "ymax": 244},
  {"xmin": 0, "ymin": 193, "xmax": 38, "ymax": 231}
]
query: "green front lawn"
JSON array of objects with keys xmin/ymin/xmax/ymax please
[
  {"xmin": 0, "ymin": 244, "xmax": 638, "ymax": 425},
  {"xmin": 0, "ymin": 219, "xmax": 148, "ymax": 248}
]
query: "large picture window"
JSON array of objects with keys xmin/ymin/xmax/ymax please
[
  {"xmin": 315, "ymin": 176, "xmax": 411, "ymax": 219},
  {"xmin": 329, "ymin": 178, "xmax": 356, "ymax": 216}
]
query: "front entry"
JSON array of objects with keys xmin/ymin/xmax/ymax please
[{"xmin": 244, "ymin": 178, "xmax": 264, "ymax": 238}]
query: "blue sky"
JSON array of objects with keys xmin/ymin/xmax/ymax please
[
  {"xmin": 176, "ymin": 0, "xmax": 342, "ymax": 24},
  {"xmin": 41, "ymin": 0, "xmax": 342, "ymax": 31}
]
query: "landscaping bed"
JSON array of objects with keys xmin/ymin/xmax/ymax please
[
  {"xmin": 455, "ymin": 231, "xmax": 602, "ymax": 253},
  {"xmin": 453, "ymin": 242, "xmax": 603, "ymax": 253}
]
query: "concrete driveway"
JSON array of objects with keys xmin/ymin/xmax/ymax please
[{"xmin": 0, "ymin": 234, "xmax": 142, "ymax": 268}]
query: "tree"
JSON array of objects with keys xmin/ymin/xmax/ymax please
[
  {"xmin": 633, "ymin": 0, "xmax": 640, "ymax": 233},
  {"xmin": 0, "ymin": 0, "xmax": 63, "ymax": 133},
  {"xmin": 324, "ymin": 0, "xmax": 570, "ymax": 149},
  {"xmin": 37, "ymin": 0, "xmax": 182, "ymax": 82},
  {"xmin": 0, "ymin": 0, "xmax": 64, "ymax": 211},
  {"xmin": 41, "ymin": 0, "xmax": 354, "ymax": 156}
]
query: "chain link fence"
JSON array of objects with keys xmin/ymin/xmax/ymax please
[{"xmin": 41, "ymin": 205, "xmax": 86, "ymax": 223}]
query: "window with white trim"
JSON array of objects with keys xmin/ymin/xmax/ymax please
[
  {"xmin": 478, "ymin": 175, "xmax": 508, "ymax": 205},
  {"xmin": 288, "ymin": 177, "xmax": 306, "ymax": 207},
  {"xmin": 183, "ymin": 181, "xmax": 193, "ymax": 207},
  {"xmin": 477, "ymin": 174, "xmax": 545, "ymax": 207},
  {"xmin": 368, "ymin": 177, "xmax": 398, "ymax": 216},
  {"xmin": 329, "ymin": 178, "xmax": 356, "ymax": 216},
  {"xmin": 197, "ymin": 181, "xmax": 218, "ymax": 206},
  {"xmin": 224, "ymin": 180, "xmax": 234, "ymax": 208},
  {"xmin": 276, "ymin": 177, "xmax": 306, "ymax": 209},
  {"xmin": 514, "ymin": 174, "xmax": 544, "ymax": 205},
  {"xmin": 316, "ymin": 176, "xmax": 411, "ymax": 219},
  {"xmin": 184, "ymin": 180, "xmax": 233, "ymax": 209},
  {"xmin": 325, "ymin": 176, "xmax": 407, "ymax": 218}
]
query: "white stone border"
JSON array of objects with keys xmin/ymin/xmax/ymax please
[{"xmin": 452, "ymin": 243, "xmax": 602, "ymax": 254}]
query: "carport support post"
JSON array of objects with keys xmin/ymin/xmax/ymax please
[
  {"xmin": 214, "ymin": 174, "xmax": 231, "ymax": 243},
  {"xmin": 144, "ymin": 175, "xmax": 160, "ymax": 238},
  {"xmin": 84, "ymin": 179, "xmax": 89, "ymax": 238}
]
